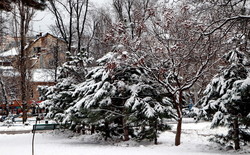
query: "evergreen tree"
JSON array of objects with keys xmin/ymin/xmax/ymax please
[
  {"xmin": 39, "ymin": 77, "xmax": 78, "ymax": 128},
  {"xmin": 197, "ymin": 35, "xmax": 250, "ymax": 150},
  {"xmin": 68, "ymin": 51, "xmax": 174, "ymax": 142},
  {"xmin": 39, "ymin": 49, "xmax": 91, "ymax": 130},
  {"xmin": 41, "ymin": 51, "xmax": 174, "ymax": 143}
]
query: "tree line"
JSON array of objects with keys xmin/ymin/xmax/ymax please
[{"xmin": 0, "ymin": 0, "xmax": 249, "ymax": 150}]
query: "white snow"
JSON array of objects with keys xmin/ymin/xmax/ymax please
[
  {"xmin": 0, "ymin": 64, "xmax": 19, "ymax": 77},
  {"xmin": 1, "ymin": 68, "xmax": 57, "ymax": 80},
  {"xmin": 0, "ymin": 124, "xmax": 32, "ymax": 131},
  {"xmin": 0, "ymin": 48, "xmax": 19, "ymax": 57},
  {"xmin": 2, "ymin": 69, "xmax": 20, "ymax": 77},
  {"xmin": 0, "ymin": 118, "xmax": 249, "ymax": 155},
  {"xmin": 240, "ymin": 77, "xmax": 250, "ymax": 89},
  {"xmin": 96, "ymin": 52, "xmax": 115, "ymax": 64},
  {"xmin": 0, "ymin": 66, "xmax": 14, "ymax": 70},
  {"xmin": 32, "ymin": 69, "xmax": 56, "ymax": 82}
]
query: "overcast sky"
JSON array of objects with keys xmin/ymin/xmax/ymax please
[{"xmin": 33, "ymin": 0, "xmax": 112, "ymax": 34}]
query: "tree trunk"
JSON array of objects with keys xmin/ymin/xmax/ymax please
[
  {"xmin": 104, "ymin": 122, "xmax": 110, "ymax": 141},
  {"xmin": 54, "ymin": 40, "xmax": 59, "ymax": 83},
  {"xmin": 154, "ymin": 119, "xmax": 158, "ymax": 145},
  {"xmin": 82, "ymin": 123, "xmax": 85, "ymax": 134},
  {"xmin": 22, "ymin": 103, "xmax": 28, "ymax": 123},
  {"xmin": 123, "ymin": 126, "xmax": 129, "ymax": 141},
  {"xmin": 0, "ymin": 77, "xmax": 9, "ymax": 116},
  {"xmin": 91, "ymin": 125, "xmax": 95, "ymax": 135},
  {"xmin": 77, "ymin": 0, "xmax": 89, "ymax": 54},
  {"xmin": 233, "ymin": 118, "xmax": 240, "ymax": 150},
  {"xmin": 123, "ymin": 118, "xmax": 129, "ymax": 141},
  {"xmin": 175, "ymin": 91, "xmax": 183, "ymax": 146},
  {"xmin": 175, "ymin": 117, "xmax": 182, "ymax": 146},
  {"xmin": 20, "ymin": 2, "xmax": 28, "ymax": 124},
  {"xmin": 68, "ymin": 0, "xmax": 73, "ymax": 54}
]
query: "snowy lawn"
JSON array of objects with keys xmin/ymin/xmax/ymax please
[
  {"xmin": 0, "ymin": 117, "xmax": 54, "ymax": 132},
  {"xmin": 0, "ymin": 119, "xmax": 249, "ymax": 155}
]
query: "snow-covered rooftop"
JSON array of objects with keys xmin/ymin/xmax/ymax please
[
  {"xmin": 0, "ymin": 48, "xmax": 19, "ymax": 57},
  {"xmin": 0, "ymin": 66, "xmax": 14, "ymax": 70},
  {"xmin": 24, "ymin": 33, "xmax": 65, "ymax": 51},
  {"xmin": 1, "ymin": 68, "xmax": 56, "ymax": 82},
  {"xmin": 2, "ymin": 70, "xmax": 19, "ymax": 77}
]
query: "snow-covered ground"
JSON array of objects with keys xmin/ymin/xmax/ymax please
[
  {"xmin": 0, "ymin": 117, "xmax": 53, "ymax": 132},
  {"xmin": 0, "ymin": 118, "xmax": 249, "ymax": 155}
]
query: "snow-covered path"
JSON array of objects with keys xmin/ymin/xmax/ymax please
[{"xmin": 0, "ymin": 120, "xmax": 249, "ymax": 155}]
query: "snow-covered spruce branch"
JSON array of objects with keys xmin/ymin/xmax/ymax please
[{"xmin": 90, "ymin": 109, "xmax": 125, "ymax": 117}]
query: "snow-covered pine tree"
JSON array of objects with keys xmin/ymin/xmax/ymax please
[
  {"xmin": 197, "ymin": 35, "xmax": 250, "ymax": 150},
  {"xmin": 38, "ymin": 49, "xmax": 92, "ymax": 130},
  {"xmin": 39, "ymin": 77, "xmax": 77, "ymax": 127},
  {"xmin": 63, "ymin": 51, "xmax": 174, "ymax": 142},
  {"xmin": 59, "ymin": 50, "xmax": 92, "ymax": 82}
]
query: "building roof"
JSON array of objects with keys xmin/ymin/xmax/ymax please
[
  {"xmin": 0, "ymin": 68, "xmax": 57, "ymax": 83},
  {"xmin": 0, "ymin": 66, "xmax": 14, "ymax": 70},
  {"xmin": 24, "ymin": 33, "xmax": 65, "ymax": 51},
  {"xmin": 0, "ymin": 33, "xmax": 65, "ymax": 57},
  {"xmin": 32, "ymin": 69, "xmax": 56, "ymax": 82},
  {"xmin": 0, "ymin": 47, "xmax": 19, "ymax": 57},
  {"xmin": 2, "ymin": 69, "xmax": 19, "ymax": 77}
]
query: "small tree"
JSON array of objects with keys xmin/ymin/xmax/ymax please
[
  {"xmin": 39, "ymin": 49, "xmax": 91, "ymax": 127},
  {"xmin": 197, "ymin": 35, "xmax": 250, "ymax": 150}
]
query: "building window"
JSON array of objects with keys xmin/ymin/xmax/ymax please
[{"xmin": 34, "ymin": 47, "xmax": 41, "ymax": 53}]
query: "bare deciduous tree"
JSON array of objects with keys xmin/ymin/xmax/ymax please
[
  {"xmin": 48, "ymin": 0, "xmax": 89, "ymax": 54},
  {"xmin": 104, "ymin": 1, "xmax": 221, "ymax": 146},
  {"xmin": 17, "ymin": 2, "xmax": 36, "ymax": 123},
  {"xmin": 0, "ymin": 11, "xmax": 7, "ymax": 47},
  {"xmin": 144, "ymin": 2, "xmax": 234, "ymax": 145}
]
